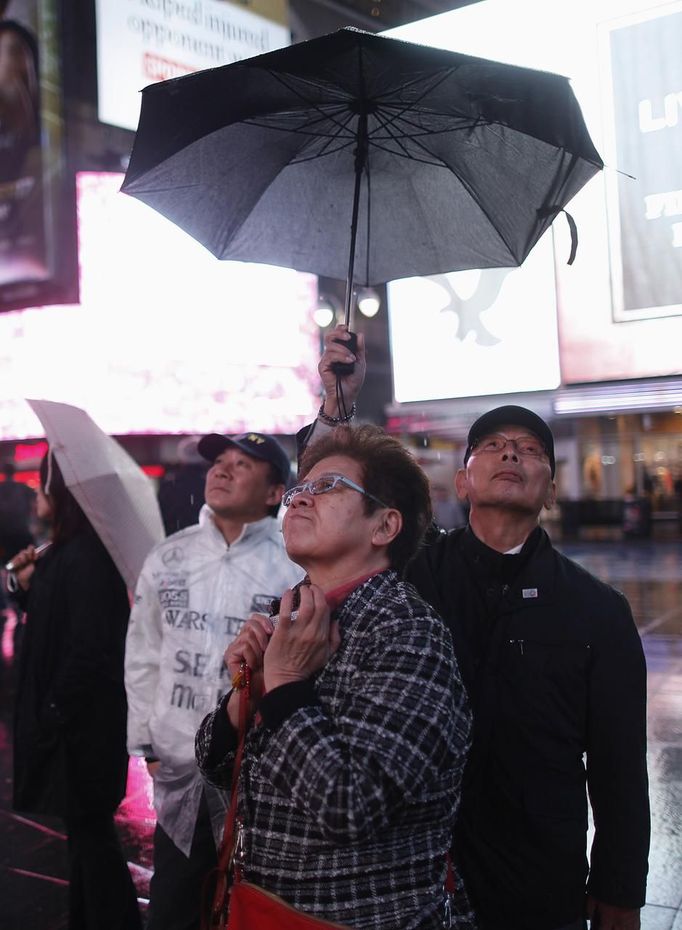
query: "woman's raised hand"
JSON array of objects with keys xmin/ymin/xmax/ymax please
[{"xmin": 264, "ymin": 584, "xmax": 340, "ymax": 692}]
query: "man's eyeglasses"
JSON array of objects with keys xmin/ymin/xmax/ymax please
[
  {"xmin": 283, "ymin": 474, "xmax": 388, "ymax": 509},
  {"xmin": 471, "ymin": 434, "xmax": 547, "ymax": 459}
]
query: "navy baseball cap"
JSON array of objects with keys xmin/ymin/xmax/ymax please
[
  {"xmin": 197, "ymin": 432, "xmax": 291, "ymax": 485},
  {"xmin": 464, "ymin": 405, "xmax": 555, "ymax": 477}
]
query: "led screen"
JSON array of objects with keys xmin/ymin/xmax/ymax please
[
  {"xmin": 388, "ymin": 235, "xmax": 560, "ymax": 403},
  {"xmin": 387, "ymin": 0, "xmax": 682, "ymax": 393},
  {"xmin": 0, "ymin": 0, "xmax": 77, "ymax": 312},
  {"xmin": 95, "ymin": 0, "xmax": 290, "ymax": 132},
  {"xmin": 0, "ymin": 173, "xmax": 320, "ymax": 440}
]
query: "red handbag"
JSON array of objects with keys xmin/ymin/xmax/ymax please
[
  {"xmin": 226, "ymin": 881, "xmax": 351, "ymax": 929},
  {"xmin": 203, "ymin": 663, "xmax": 350, "ymax": 930}
]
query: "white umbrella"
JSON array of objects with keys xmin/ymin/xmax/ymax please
[{"xmin": 27, "ymin": 398, "xmax": 165, "ymax": 590}]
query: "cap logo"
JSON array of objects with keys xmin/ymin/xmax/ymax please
[{"xmin": 245, "ymin": 433, "xmax": 265, "ymax": 444}]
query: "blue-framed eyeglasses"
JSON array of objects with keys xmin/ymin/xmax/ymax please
[{"xmin": 282, "ymin": 473, "xmax": 388, "ymax": 509}]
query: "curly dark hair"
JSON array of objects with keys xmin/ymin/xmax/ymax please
[
  {"xmin": 39, "ymin": 452, "xmax": 93, "ymax": 545},
  {"xmin": 298, "ymin": 425, "xmax": 432, "ymax": 572}
]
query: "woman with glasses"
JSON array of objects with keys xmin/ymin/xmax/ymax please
[{"xmin": 196, "ymin": 424, "xmax": 472, "ymax": 929}]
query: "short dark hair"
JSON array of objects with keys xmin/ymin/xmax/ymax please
[
  {"xmin": 298, "ymin": 425, "xmax": 432, "ymax": 572},
  {"xmin": 39, "ymin": 453, "xmax": 92, "ymax": 544}
]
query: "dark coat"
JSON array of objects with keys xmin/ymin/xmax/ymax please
[
  {"xmin": 407, "ymin": 525, "xmax": 650, "ymax": 930},
  {"xmin": 13, "ymin": 530, "xmax": 131, "ymax": 817}
]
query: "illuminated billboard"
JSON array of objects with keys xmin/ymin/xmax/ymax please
[
  {"xmin": 388, "ymin": 235, "xmax": 560, "ymax": 403},
  {"xmin": 0, "ymin": 173, "xmax": 320, "ymax": 440},
  {"xmin": 601, "ymin": 4, "xmax": 682, "ymax": 321},
  {"xmin": 95, "ymin": 0, "xmax": 291, "ymax": 131},
  {"xmin": 388, "ymin": 0, "xmax": 682, "ymax": 392},
  {"xmin": 0, "ymin": 0, "xmax": 77, "ymax": 312}
]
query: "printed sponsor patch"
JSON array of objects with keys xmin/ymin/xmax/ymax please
[
  {"xmin": 159, "ymin": 588, "xmax": 190, "ymax": 608},
  {"xmin": 155, "ymin": 574, "xmax": 187, "ymax": 588},
  {"xmin": 522, "ymin": 588, "xmax": 538, "ymax": 599}
]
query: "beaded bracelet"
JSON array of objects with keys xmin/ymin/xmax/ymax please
[{"xmin": 317, "ymin": 401, "xmax": 356, "ymax": 425}]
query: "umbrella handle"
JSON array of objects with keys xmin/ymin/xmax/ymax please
[
  {"xmin": 329, "ymin": 331, "xmax": 358, "ymax": 377},
  {"xmin": 5, "ymin": 541, "xmax": 51, "ymax": 573}
]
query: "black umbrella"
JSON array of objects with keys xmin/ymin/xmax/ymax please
[{"xmin": 122, "ymin": 28, "xmax": 602, "ymax": 329}]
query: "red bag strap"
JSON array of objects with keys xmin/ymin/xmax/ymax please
[
  {"xmin": 205, "ymin": 662, "xmax": 251, "ymax": 929},
  {"xmin": 218, "ymin": 662, "xmax": 251, "ymax": 875}
]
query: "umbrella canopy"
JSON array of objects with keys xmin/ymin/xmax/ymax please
[
  {"xmin": 28, "ymin": 399, "xmax": 165, "ymax": 590},
  {"xmin": 122, "ymin": 27, "xmax": 603, "ymax": 322}
]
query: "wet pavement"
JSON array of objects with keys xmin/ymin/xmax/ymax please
[{"xmin": 0, "ymin": 539, "xmax": 681, "ymax": 929}]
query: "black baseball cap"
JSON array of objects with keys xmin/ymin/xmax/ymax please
[
  {"xmin": 464, "ymin": 405, "xmax": 555, "ymax": 477},
  {"xmin": 197, "ymin": 432, "xmax": 291, "ymax": 485}
]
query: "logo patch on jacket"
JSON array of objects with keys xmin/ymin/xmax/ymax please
[
  {"xmin": 522, "ymin": 588, "xmax": 538, "ymax": 599},
  {"xmin": 159, "ymin": 588, "xmax": 190, "ymax": 608}
]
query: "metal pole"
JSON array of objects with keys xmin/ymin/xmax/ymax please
[{"xmin": 343, "ymin": 110, "xmax": 368, "ymax": 328}]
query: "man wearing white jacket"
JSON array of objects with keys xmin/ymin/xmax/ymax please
[{"xmin": 125, "ymin": 431, "xmax": 303, "ymax": 930}]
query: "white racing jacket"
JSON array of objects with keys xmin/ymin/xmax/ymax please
[{"xmin": 125, "ymin": 505, "xmax": 303, "ymax": 855}]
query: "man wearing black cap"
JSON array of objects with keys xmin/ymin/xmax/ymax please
[
  {"xmin": 302, "ymin": 326, "xmax": 649, "ymax": 930},
  {"xmin": 125, "ymin": 432, "xmax": 302, "ymax": 930}
]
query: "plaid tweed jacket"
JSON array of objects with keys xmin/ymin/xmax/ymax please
[{"xmin": 196, "ymin": 570, "xmax": 472, "ymax": 929}]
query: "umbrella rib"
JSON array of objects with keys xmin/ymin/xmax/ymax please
[
  {"xmin": 245, "ymin": 102, "xmax": 352, "ymax": 135},
  {"xmin": 264, "ymin": 68, "xmax": 351, "ymax": 104},
  {"xmin": 245, "ymin": 100, "xmax": 361, "ymax": 163},
  {"xmin": 245, "ymin": 121, "xmax": 354, "ymax": 141},
  {"xmin": 370, "ymin": 67, "xmax": 456, "ymax": 110},
  {"xmin": 385, "ymin": 105, "xmax": 585, "ymax": 168},
  {"xmin": 368, "ymin": 68, "xmax": 462, "ymax": 137},
  {"xmin": 292, "ymin": 138, "xmax": 357, "ymax": 164},
  {"xmin": 372, "ymin": 113, "xmax": 440, "ymax": 160},
  {"xmin": 381, "ymin": 107, "xmax": 531, "ymax": 165},
  {"xmin": 241, "ymin": 115, "xmax": 357, "ymax": 163},
  {"xmin": 370, "ymin": 110, "xmax": 451, "ymax": 168},
  {"xmin": 263, "ymin": 69, "xmax": 359, "ymax": 138},
  {"xmin": 244, "ymin": 115, "xmax": 355, "ymax": 142},
  {"xmin": 371, "ymin": 108, "xmax": 418, "ymax": 160},
  {"xmin": 374, "ymin": 109, "xmax": 490, "ymax": 140},
  {"xmin": 377, "ymin": 102, "xmax": 503, "ymax": 123},
  {"xmin": 369, "ymin": 138, "xmax": 448, "ymax": 168},
  {"xmin": 292, "ymin": 106, "xmax": 358, "ymax": 160}
]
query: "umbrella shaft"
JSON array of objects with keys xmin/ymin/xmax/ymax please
[{"xmin": 344, "ymin": 112, "xmax": 369, "ymax": 327}]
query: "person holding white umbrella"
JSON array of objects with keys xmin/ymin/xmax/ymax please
[{"xmin": 9, "ymin": 450, "xmax": 142, "ymax": 930}]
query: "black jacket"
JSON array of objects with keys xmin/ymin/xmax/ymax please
[
  {"xmin": 407, "ymin": 525, "xmax": 650, "ymax": 930},
  {"xmin": 13, "ymin": 530, "xmax": 131, "ymax": 817}
]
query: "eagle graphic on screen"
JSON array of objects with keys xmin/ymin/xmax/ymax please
[{"xmin": 434, "ymin": 268, "xmax": 512, "ymax": 346}]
